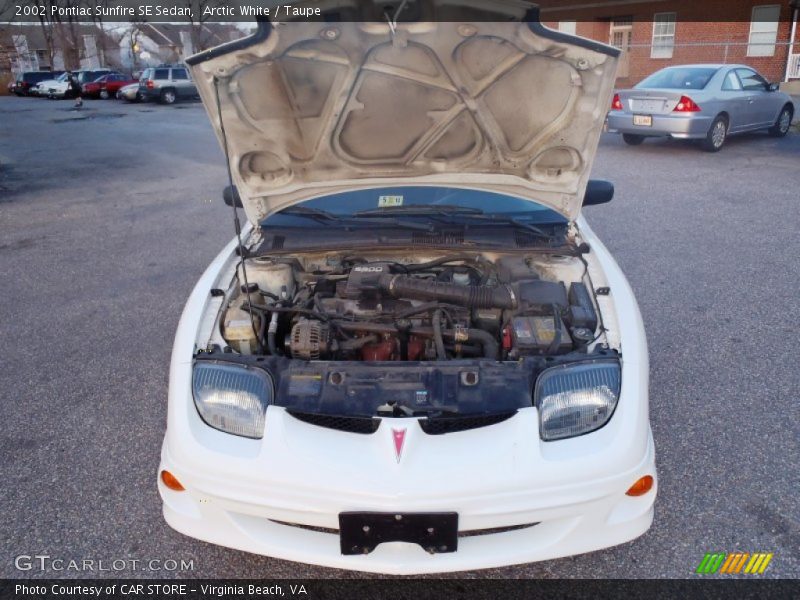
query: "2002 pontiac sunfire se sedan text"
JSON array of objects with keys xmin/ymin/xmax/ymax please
[{"xmin": 158, "ymin": 5, "xmax": 657, "ymax": 574}]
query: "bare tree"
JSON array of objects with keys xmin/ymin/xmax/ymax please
[
  {"xmin": 32, "ymin": 0, "xmax": 57, "ymax": 69},
  {"xmin": 184, "ymin": 0, "xmax": 227, "ymax": 53}
]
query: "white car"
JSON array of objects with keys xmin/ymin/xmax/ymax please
[
  {"xmin": 46, "ymin": 69, "xmax": 113, "ymax": 98},
  {"xmin": 159, "ymin": 9, "xmax": 656, "ymax": 575},
  {"xmin": 31, "ymin": 72, "xmax": 68, "ymax": 97}
]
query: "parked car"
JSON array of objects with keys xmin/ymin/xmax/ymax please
[
  {"xmin": 607, "ymin": 64, "xmax": 795, "ymax": 151},
  {"xmin": 158, "ymin": 18, "xmax": 656, "ymax": 575},
  {"xmin": 82, "ymin": 73, "xmax": 137, "ymax": 99},
  {"xmin": 117, "ymin": 82, "xmax": 142, "ymax": 102},
  {"xmin": 46, "ymin": 69, "xmax": 114, "ymax": 99},
  {"xmin": 138, "ymin": 65, "xmax": 197, "ymax": 104},
  {"xmin": 12, "ymin": 70, "xmax": 63, "ymax": 96},
  {"xmin": 31, "ymin": 72, "xmax": 68, "ymax": 97}
]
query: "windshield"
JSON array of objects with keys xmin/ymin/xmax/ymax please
[
  {"xmin": 261, "ymin": 187, "xmax": 565, "ymax": 228},
  {"xmin": 637, "ymin": 67, "xmax": 718, "ymax": 90}
]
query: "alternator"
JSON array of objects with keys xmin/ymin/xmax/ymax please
[{"xmin": 287, "ymin": 318, "xmax": 331, "ymax": 360}]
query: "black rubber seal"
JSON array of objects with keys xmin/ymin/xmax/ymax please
[{"xmin": 185, "ymin": 17, "xmax": 272, "ymax": 66}]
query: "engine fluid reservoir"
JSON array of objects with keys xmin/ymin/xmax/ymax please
[
  {"xmin": 222, "ymin": 304, "xmax": 261, "ymax": 354},
  {"xmin": 237, "ymin": 261, "xmax": 295, "ymax": 300}
]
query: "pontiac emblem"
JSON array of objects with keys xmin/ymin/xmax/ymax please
[{"xmin": 392, "ymin": 428, "xmax": 407, "ymax": 463}]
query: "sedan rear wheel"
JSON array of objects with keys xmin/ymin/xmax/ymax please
[
  {"xmin": 702, "ymin": 116, "xmax": 728, "ymax": 152},
  {"xmin": 768, "ymin": 106, "xmax": 793, "ymax": 137},
  {"xmin": 99, "ymin": 89, "xmax": 110, "ymax": 100},
  {"xmin": 622, "ymin": 133, "xmax": 645, "ymax": 146}
]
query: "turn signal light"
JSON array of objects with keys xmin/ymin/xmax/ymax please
[
  {"xmin": 673, "ymin": 95, "xmax": 701, "ymax": 112},
  {"xmin": 611, "ymin": 93, "xmax": 623, "ymax": 110},
  {"xmin": 626, "ymin": 475, "xmax": 654, "ymax": 496},
  {"xmin": 160, "ymin": 470, "xmax": 185, "ymax": 492}
]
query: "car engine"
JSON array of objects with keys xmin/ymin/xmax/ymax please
[{"xmin": 218, "ymin": 253, "xmax": 601, "ymax": 361}]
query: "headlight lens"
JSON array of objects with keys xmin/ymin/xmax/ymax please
[
  {"xmin": 192, "ymin": 362, "xmax": 273, "ymax": 439},
  {"xmin": 535, "ymin": 359, "xmax": 621, "ymax": 441}
]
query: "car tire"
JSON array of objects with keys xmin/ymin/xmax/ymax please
[
  {"xmin": 622, "ymin": 134, "xmax": 645, "ymax": 146},
  {"xmin": 160, "ymin": 89, "xmax": 177, "ymax": 105},
  {"xmin": 100, "ymin": 89, "xmax": 109, "ymax": 100},
  {"xmin": 702, "ymin": 115, "xmax": 728, "ymax": 152},
  {"xmin": 768, "ymin": 105, "xmax": 793, "ymax": 138}
]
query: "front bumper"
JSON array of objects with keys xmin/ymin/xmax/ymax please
[
  {"xmin": 607, "ymin": 111, "xmax": 712, "ymax": 139},
  {"xmin": 159, "ymin": 410, "xmax": 656, "ymax": 574}
]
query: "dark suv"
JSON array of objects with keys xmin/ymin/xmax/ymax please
[
  {"xmin": 13, "ymin": 71, "xmax": 63, "ymax": 96},
  {"xmin": 139, "ymin": 65, "xmax": 197, "ymax": 104}
]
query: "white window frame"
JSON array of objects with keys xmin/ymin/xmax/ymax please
[
  {"xmin": 651, "ymin": 12, "xmax": 676, "ymax": 59},
  {"xmin": 747, "ymin": 5, "xmax": 780, "ymax": 57},
  {"xmin": 558, "ymin": 21, "xmax": 577, "ymax": 36}
]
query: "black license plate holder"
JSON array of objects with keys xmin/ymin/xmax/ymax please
[{"xmin": 339, "ymin": 512, "xmax": 458, "ymax": 555}]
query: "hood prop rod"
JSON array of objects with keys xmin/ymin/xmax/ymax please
[
  {"xmin": 385, "ymin": 0, "xmax": 409, "ymax": 44},
  {"xmin": 213, "ymin": 76, "xmax": 262, "ymax": 352}
]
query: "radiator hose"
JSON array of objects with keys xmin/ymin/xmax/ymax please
[{"xmin": 379, "ymin": 274, "xmax": 516, "ymax": 310}]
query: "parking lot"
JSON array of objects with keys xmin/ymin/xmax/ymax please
[{"xmin": 1, "ymin": 94, "xmax": 798, "ymax": 579}]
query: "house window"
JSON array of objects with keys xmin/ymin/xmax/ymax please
[
  {"xmin": 651, "ymin": 13, "xmax": 676, "ymax": 59},
  {"xmin": 747, "ymin": 5, "xmax": 780, "ymax": 57},
  {"xmin": 558, "ymin": 21, "xmax": 577, "ymax": 35}
]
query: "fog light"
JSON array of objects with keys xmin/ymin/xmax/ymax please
[
  {"xmin": 161, "ymin": 470, "xmax": 185, "ymax": 491},
  {"xmin": 626, "ymin": 475, "xmax": 654, "ymax": 496}
]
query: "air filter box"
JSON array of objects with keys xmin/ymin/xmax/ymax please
[{"xmin": 516, "ymin": 280, "xmax": 568, "ymax": 313}]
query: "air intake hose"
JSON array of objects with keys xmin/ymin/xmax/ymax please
[{"xmin": 379, "ymin": 274, "xmax": 516, "ymax": 309}]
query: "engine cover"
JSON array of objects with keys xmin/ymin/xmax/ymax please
[{"xmin": 343, "ymin": 263, "xmax": 393, "ymax": 298}]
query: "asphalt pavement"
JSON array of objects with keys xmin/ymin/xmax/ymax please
[{"xmin": 0, "ymin": 95, "xmax": 798, "ymax": 579}]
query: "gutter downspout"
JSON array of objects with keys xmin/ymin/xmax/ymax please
[{"xmin": 785, "ymin": 7, "xmax": 799, "ymax": 82}]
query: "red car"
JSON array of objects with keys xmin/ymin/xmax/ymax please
[{"xmin": 82, "ymin": 73, "xmax": 137, "ymax": 99}]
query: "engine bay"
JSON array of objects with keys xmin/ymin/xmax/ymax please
[{"xmin": 212, "ymin": 250, "xmax": 608, "ymax": 362}]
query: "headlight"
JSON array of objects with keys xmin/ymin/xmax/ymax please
[
  {"xmin": 192, "ymin": 362, "xmax": 273, "ymax": 439},
  {"xmin": 535, "ymin": 359, "xmax": 621, "ymax": 441}
]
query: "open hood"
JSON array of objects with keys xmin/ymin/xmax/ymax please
[{"xmin": 187, "ymin": 3, "xmax": 619, "ymax": 224}]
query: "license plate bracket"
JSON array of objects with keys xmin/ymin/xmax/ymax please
[
  {"xmin": 339, "ymin": 512, "xmax": 458, "ymax": 555},
  {"xmin": 633, "ymin": 114, "xmax": 653, "ymax": 126}
]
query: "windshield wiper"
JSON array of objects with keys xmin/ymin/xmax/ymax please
[
  {"xmin": 279, "ymin": 206, "xmax": 432, "ymax": 231},
  {"xmin": 355, "ymin": 206, "xmax": 553, "ymax": 238},
  {"xmin": 354, "ymin": 204, "xmax": 484, "ymax": 217}
]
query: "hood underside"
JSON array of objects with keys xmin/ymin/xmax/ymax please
[{"xmin": 187, "ymin": 4, "xmax": 619, "ymax": 224}]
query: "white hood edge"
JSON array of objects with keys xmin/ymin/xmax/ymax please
[{"xmin": 187, "ymin": 6, "xmax": 619, "ymax": 225}]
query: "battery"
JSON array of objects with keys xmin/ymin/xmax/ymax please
[{"xmin": 511, "ymin": 315, "xmax": 572, "ymax": 355}]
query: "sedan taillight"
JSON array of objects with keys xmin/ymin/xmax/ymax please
[
  {"xmin": 146, "ymin": 80, "xmax": 154, "ymax": 89},
  {"xmin": 611, "ymin": 93, "xmax": 623, "ymax": 110},
  {"xmin": 673, "ymin": 95, "xmax": 701, "ymax": 112}
]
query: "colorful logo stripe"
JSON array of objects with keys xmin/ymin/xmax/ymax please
[{"xmin": 696, "ymin": 552, "xmax": 773, "ymax": 574}]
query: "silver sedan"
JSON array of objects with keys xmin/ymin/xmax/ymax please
[
  {"xmin": 607, "ymin": 64, "xmax": 794, "ymax": 151},
  {"xmin": 117, "ymin": 82, "xmax": 142, "ymax": 102}
]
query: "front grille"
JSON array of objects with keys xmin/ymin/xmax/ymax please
[
  {"xmin": 269, "ymin": 519, "xmax": 538, "ymax": 538},
  {"xmin": 459, "ymin": 523, "xmax": 538, "ymax": 537},
  {"xmin": 270, "ymin": 520, "xmax": 339, "ymax": 534},
  {"xmin": 286, "ymin": 410, "xmax": 381, "ymax": 434},
  {"xmin": 418, "ymin": 411, "xmax": 517, "ymax": 435}
]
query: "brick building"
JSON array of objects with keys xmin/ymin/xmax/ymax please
[{"xmin": 540, "ymin": 0, "xmax": 800, "ymax": 88}]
